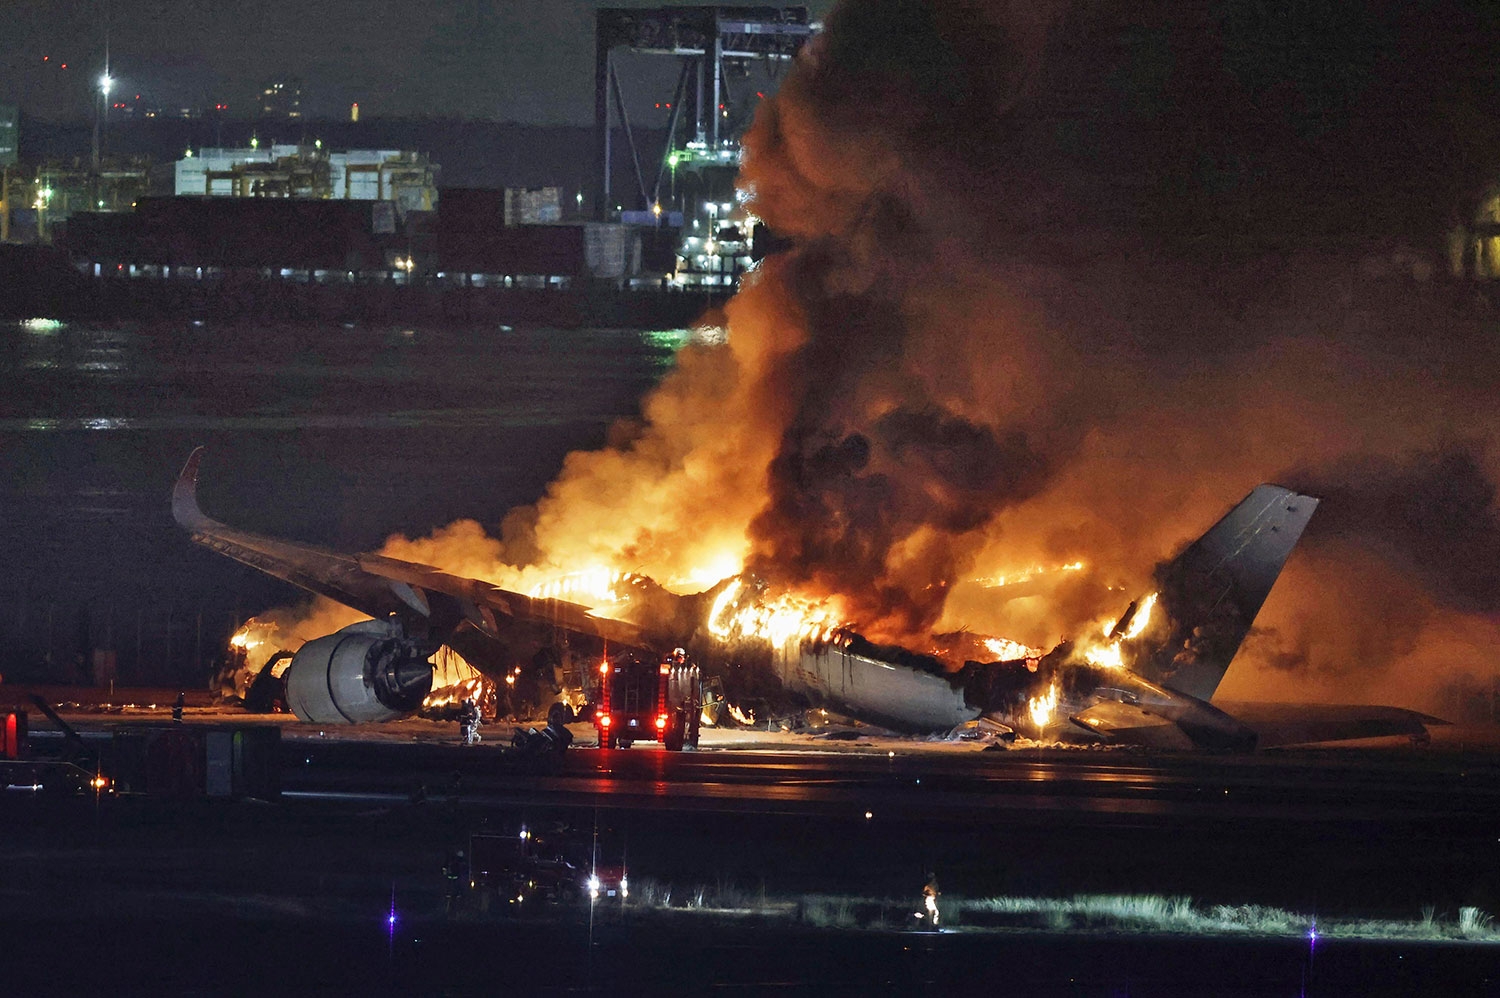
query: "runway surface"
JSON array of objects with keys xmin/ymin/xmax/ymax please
[
  {"xmin": 277, "ymin": 731, "xmax": 1500, "ymax": 825},
  {"xmin": 7, "ymin": 705, "xmax": 1500, "ymax": 994},
  {"xmin": 13, "ymin": 704, "xmax": 1500, "ymax": 907}
]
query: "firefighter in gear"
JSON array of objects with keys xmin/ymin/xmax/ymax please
[
  {"xmin": 922, "ymin": 874, "xmax": 941, "ymax": 927},
  {"xmin": 443, "ymin": 847, "xmax": 466, "ymax": 913},
  {"xmin": 459, "ymin": 698, "xmax": 482, "ymax": 745}
]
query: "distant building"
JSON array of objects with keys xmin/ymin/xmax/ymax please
[
  {"xmin": 0, "ymin": 104, "xmax": 17, "ymax": 168},
  {"xmin": 174, "ymin": 146, "xmax": 438, "ymax": 215},
  {"xmin": 260, "ymin": 79, "xmax": 303, "ymax": 119}
]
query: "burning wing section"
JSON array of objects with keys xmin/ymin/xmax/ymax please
[{"xmin": 174, "ymin": 448, "xmax": 643, "ymax": 723}]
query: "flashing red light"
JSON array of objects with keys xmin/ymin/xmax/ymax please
[
  {"xmin": 600, "ymin": 714, "xmax": 612, "ymax": 728},
  {"xmin": 61, "ymin": 63, "xmax": 68, "ymax": 69},
  {"xmin": 655, "ymin": 715, "xmax": 667, "ymax": 730},
  {"xmin": 757, "ymin": 91, "xmax": 764, "ymax": 98},
  {"xmin": 43, "ymin": 55, "xmax": 49, "ymax": 61}
]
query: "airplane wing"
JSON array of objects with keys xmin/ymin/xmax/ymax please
[
  {"xmin": 1214, "ymin": 701, "xmax": 1447, "ymax": 749},
  {"xmin": 172, "ymin": 447, "xmax": 644, "ymax": 647}
]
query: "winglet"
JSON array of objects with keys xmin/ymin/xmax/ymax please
[{"xmin": 172, "ymin": 446, "xmax": 211, "ymax": 531}]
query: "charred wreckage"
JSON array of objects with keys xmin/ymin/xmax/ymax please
[{"xmin": 175, "ymin": 449, "xmax": 1439, "ymax": 751}]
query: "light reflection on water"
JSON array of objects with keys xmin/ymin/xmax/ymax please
[
  {"xmin": 3, "ymin": 319, "xmax": 687, "ymax": 431},
  {"xmin": 1, "ymin": 409, "xmax": 613, "ymax": 432}
]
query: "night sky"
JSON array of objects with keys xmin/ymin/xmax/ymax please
[{"xmin": 1, "ymin": 0, "xmax": 834, "ymax": 123}]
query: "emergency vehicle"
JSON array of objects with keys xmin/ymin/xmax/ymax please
[{"xmin": 592, "ymin": 649, "xmax": 701, "ymax": 750}]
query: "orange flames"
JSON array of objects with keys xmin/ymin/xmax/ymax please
[
  {"xmin": 528, "ymin": 567, "xmax": 627, "ymax": 604},
  {"xmin": 1028, "ymin": 678, "xmax": 1059, "ymax": 729},
  {"xmin": 975, "ymin": 561, "xmax": 1086, "ymax": 588},
  {"xmin": 707, "ymin": 578, "xmax": 851, "ymax": 646},
  {"xmin": 983, "ymin": 636, "xmax": 1043, "ymax": 661},
  {"xmin": 422, "ymin": 676, "xmax": 489, "ymax": 712},
  {"xmin": 727, "ymin": 702, "xmax": 757, "ymax": 725},
  {"xmin": 227, "ymin": 617, "xmax": 286, "ymax": 673},
  {"xmin": 1078, "ymin": 592, "xmax": 1158, "ymax": 670}
]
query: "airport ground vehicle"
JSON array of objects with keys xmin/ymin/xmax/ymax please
[
  {"xmin": 592, "ymin": 651, "xmax": 701, "ymax": 750},
  {"xmin": 468, "ymin": 827, "xmax": 627, "ymax": 905}
]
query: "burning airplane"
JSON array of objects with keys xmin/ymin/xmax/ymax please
[{"xmin": 174, "ymin": 449, "xmax": 1437, "ymax": 748}]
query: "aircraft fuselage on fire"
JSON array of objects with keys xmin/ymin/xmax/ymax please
[{"xmin": 173, "ymin": 449, "xmax": 1438, "ymax": 748}]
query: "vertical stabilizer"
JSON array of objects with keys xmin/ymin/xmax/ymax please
[{"xmin": 1132, "ymin": 485, "xmax": 1318, "ymax": 701}]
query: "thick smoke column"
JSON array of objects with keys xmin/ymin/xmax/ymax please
[
  {"xmin": 726, "ymin": 0, "xmax": 1075, "ymax": 639},
  {"xmin": 373, "ymin": 0, "xmax": 1500, "ymax": 712}
]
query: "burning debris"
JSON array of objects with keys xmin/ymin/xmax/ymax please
[
  {"xmin": 1027, "ymin": 679, "xmax": 1060, "ymax": 729},
  {"xmin": 1073, "ymin": 592, "xmax": 1159, "ymax": 671},
  {"xmin": 726, "ymin": 702, "xmax": 757, "ymax": 726},
  {"xmin": 982, "ymin": 637, "xmax": 1043, "ymax": 662},
  {"xmin": 421, "ymin": 675, "xmax": 494, "ymax": 722},
  {"xmin": 217, "ymin": 617, "xmax": 295, "ymax": 704}
]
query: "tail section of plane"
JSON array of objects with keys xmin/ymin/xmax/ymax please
[{"xmin": 1129, "ymin": 485, "xmax": 1318, "ymax": 702}]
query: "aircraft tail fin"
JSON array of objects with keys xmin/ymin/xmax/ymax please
[{"xmin": 1130, "ymin": 485, "xmax": 1318, "ymax": 701}]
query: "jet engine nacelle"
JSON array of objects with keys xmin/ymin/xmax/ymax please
[{"xmin": 284, "ymin": 619, "xmax": 434, "ymax": 724}]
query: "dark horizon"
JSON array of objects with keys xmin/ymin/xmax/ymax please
[{"xmin": 2, "ymin": 0, "xmax": 831, "ymax": 125}]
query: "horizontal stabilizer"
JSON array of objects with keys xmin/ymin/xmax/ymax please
[
  {"xmin": 1216, "ymin": 701, "xmax": 1444, "ymax": 748},
  {"xmin": 1070, "ymin": 700, "xmax": 1197, "ymax": 750}
]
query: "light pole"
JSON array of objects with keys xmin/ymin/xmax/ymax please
[
  {"xmin": 92, "ymin": 72, "xmax": 113, "ymax": 171},
  {"xmin": 92, "ymin": 71, "xmax": 113, "ymax": 209}
]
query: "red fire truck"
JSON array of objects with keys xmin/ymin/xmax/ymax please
[{"xmin": 592, "ymin": 650, "xmax": 701, "ymax": 750}]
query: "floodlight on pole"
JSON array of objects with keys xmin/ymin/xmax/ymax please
[{"xmin": 99, "ymin": 73, "xmax": 114, "ymax": 97}]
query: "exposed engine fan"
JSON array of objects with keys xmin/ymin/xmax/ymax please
[{"xmin": 284, "ymin": 619, "xmax": 434, "ymax": 723}]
